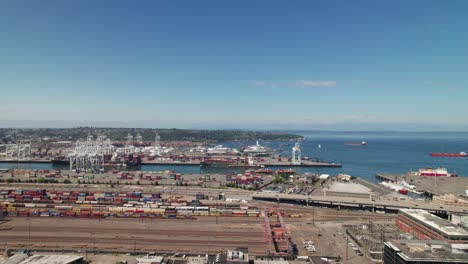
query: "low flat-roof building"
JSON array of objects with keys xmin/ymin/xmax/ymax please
[
  {"xmin": 336, "ymin": 174, "xmax": 352, "ymax": 182},
  {"xmin": 383, "ymin": 239, "xmax": 468, "ymax": 264},
  {"xmin": 396, "ymin": 209, "xmax": 468, "ymax": 243},
  {"xmin": 4, "ymin": 254, "xmax": 84, "ymax": 264},
  {"xmin": 324, "ymin": 182, "xmax": 374, "ymax": 200},
  {"xmin": 136, "ymin": 255, "xmax": 164, "ymax": 264},
  {"xmin": 207, "ymin": 248, "xmax": 249, "ymax": 264}
]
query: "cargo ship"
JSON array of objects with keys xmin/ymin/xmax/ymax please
[
  {"xmin": 430, "ymin": 152, "xmax": 467, "ymax": 158},
  {"xmin": 125, "ymin": 154, "xmax": 141, "ymax": 167},
  {"xmin": 228, "ymin": 163, "xmax": 261, "ymax": 168},
  {"xmin": 411, "ymin": 167, "xmax": 457, "ymax": 177},
  {"xmin": 51, "ymin": 156, "xmax": 70, "ymax": 165},
  {"xmin": 255, "ymin": 168, "xmax": 273, "ymax": 174},
  {"xmin": 345, "ymin": 141, "xmax": 367, "ymax": 146},
  {"xmin": 200, "ymin": 158, "xmax": 232, "ymax": 167},
  {"xmin": 276, "ymin": 169, "xmax": 295, "ymax": 175}
]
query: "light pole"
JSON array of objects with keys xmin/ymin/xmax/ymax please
[
  {"xmin": 345, "ymin": 236, "xmax": 348, "ymax": 261},
  {"xmin": 28, "ymin": 218, "xmax": 31, "ymax": 251},
  {"xmin": 93, "ymin": 233, "xmax": 96, "ymax": 253}
]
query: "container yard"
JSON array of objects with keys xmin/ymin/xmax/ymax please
[
  {"xmin": 0, "ymin": 187, "xmax": 278, "ymax": 256},
  {"xmin": 0, "ymin": 188, "xmax": 264, "ymax": 219},
  {"xmin": 0, "ymin": 182, "xmax": 400, "ymax": 260}
]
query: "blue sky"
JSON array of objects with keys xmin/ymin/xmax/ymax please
[{"xmin": 1, "ymin": 0, "xmax": 467, "ymax": 130}]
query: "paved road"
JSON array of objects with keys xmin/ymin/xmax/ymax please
[
  {"xmin": 353, "ymin": 178, "xmax": 392, "ymax": 196},
  {"xmin": 252, "ymin": 192, "xmax": 468, "ymax": 214}
]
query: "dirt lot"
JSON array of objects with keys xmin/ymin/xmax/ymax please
[{"xmin": 0, "ymin": 217, "xmax": 269, "ymax": 255}]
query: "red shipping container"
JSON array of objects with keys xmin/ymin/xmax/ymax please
[{"xmin": 19, "ymin": 211, "xmax": 29, "ymax": 216}]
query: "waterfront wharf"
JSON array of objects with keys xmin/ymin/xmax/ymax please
[
  {"xmin": 142, "ymin": 160, "xmax": 342, "ymax": 167},
  {"xmin": 0, "ymin": 158, "xmax": 342, "ymax": 168},
  {"xmin": 375, "ymin": 173, "xmax": 468, "ymax": 197}
]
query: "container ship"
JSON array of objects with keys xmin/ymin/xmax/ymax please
[
  {"xmin": 125, "ymin": 154, "xmax": 141, "ymax": 167},
  {"xmin": 51, "ymin": 156, "xmax": 70, "ymax": 165},
  {"xmin": 200, "ymin": 158, "xmax": 232, "ymax": 167},
  {"xmin": 430, "ymin": 152, "xmax": 467, "ymax": 158},
  {"xmin": 255, "ymin": 168, "xmax": 273, "ymax": 174},
  {"xmin": 411, "ymin": 167, "xmax": 457, "ymax": 177},
  {"xmin": 276, "ymin": 169, "xmax": 295, "ymax": 175}
]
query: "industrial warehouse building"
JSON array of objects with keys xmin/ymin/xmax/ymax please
[
  {"xmin": 383, "ymin": 239, "xmax": 468, "ymax": 264},
  {"xmin": 396, "ymin": 209, "xmax": 468, "ymax": 243},
  {"xmin": 4, "ymin": 254, "xmax": 85, "ymax": 264},
  {"xmin": 324, "ymin": 182, "xmax": 374, "ymax": 200}
]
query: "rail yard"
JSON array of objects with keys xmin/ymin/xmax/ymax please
[{"xmin": 0, "ymin": 183, "xmax": 397, "ymax": 260}]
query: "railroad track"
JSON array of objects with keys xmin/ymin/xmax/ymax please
[
  {"xmin": 10, "ymin": 226, "xmax": 262, "ymax": 237},
  {"xmin": 0, "ymin": 235, "xmax": 266, "ymax": 246}
]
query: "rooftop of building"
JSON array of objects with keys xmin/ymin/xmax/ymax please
[
  {"xmin": 326, "ymin": 182, "xmax": 371, "ymax": 194},
  {"xmin": 136, "ymin": 255, "xmax": 164, "ymax": 264},
  {"xmin": 399, "ymin": 209, "xmax": 468, "ymax": 237},
  {"xmin": 308, "ymin": 257, "xmax": 335, "ymax": 264},
  {"xmin": 4, "ymin": 254, "xmax": 83, "ymax": 264},
  {"xmin": 255, "ymin": 260, "xmax": 290, "ymax": 264},
  {"xmin": 385, "ymin": 239, "xmax": 468, "ymax": 262}
]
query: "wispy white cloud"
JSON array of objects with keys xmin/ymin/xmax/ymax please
[
  {"xmin": 249, "ymin": 81, "xmax": 276, "ymax": 88},
  {"xmin": 249, "ymin": 81, "xmax": 268, "ymax": 86},
  {"xmin": 250, "ymin": 80, "xmax": 336, "ymax": 88},
  {"xmin": 294, "ymin": 80, "xmax": 337, "ymax": 88}
]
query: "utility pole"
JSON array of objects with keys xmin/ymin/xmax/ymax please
[
  {"xmin": 28, "ymin": 218, "xmax": 31, "ymax": 251},
  {"xmin": 345, "ymin": 236, "xmax": 349, "ymax": 261},
  {"xmin": 312, "ymin": 206, "xmax": 315, "ymax": 225},
  {"xmin": 93, "ymin": 232, "xmax": 96, "ymax": 253}
]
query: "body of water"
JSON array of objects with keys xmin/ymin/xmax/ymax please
[{"xmin": 1, "ymin": 132, "xmax": 467, "ymax": 182}]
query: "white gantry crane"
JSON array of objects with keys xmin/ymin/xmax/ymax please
[
  {"xmin": 136, "ymin": 133, "xmax": 143, "ymax": 145},
  {"xmin": 126, "ymin": 133, "xmax": 134, "ymax": 147},
  {"xmin": 68, "ymin": 135, "xmax": 113, "ymax": 173},
  {"xmin": 292, "ymin": 142, "xmax": 301, "ymax": 165},
  {"xmin": 5, "ymin": 140, "xmax": 31, "ymax": 161},
  {"xmin": 154, "ymin": 133, "xmax": 160, "ymax": 146}
]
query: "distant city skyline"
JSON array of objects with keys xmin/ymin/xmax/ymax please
[{"xmin": 1, "ymin": 1, "xmax": 467, "ymax": 130}]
